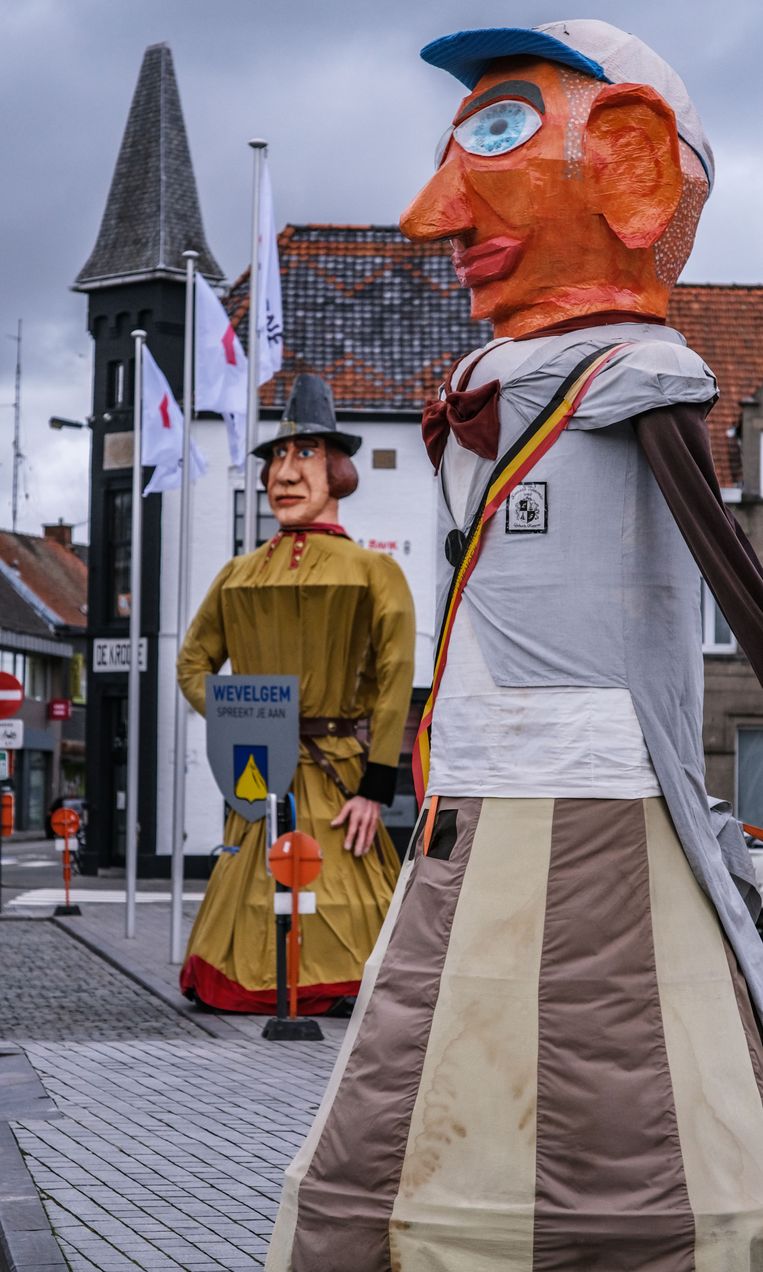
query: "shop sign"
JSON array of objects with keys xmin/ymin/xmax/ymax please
[
  {"xmin": 48, "ymin": 699, "xmax": 73, "ymax": 721},
  {"xmin": 92, "ymin": 638, "xmax": 147, "ymax": 673}
]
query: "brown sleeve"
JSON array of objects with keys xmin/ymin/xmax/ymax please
[{"xmin": 634, "ymin": 402, "xmax": 763, "ymax": 685}]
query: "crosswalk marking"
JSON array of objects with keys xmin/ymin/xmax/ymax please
[{"xmin": 8, "ymin": 889, "xmax": 205, "ymax": 907}]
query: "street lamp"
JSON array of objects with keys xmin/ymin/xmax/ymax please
[
  {"xmin": 48, "ymin": 414, "xmax": 111, "ymax": 431},
  {"xmin": 49, "ymin": 419, "xmax": 111, "ymax": 435},
  {"xmin": 49, "ymin": 416, "xmax": 85, "ymax": 430}
]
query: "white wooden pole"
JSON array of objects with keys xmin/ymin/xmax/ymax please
[
  {"xmin": 244, "ymin": 139, "xmax": 267, "ymax": 554},
  {"xmin": 169, "ymin": 251, "xmax": 198, "ymax": 964},
  {"xmin": 125, "ymin": 328, "xmax": 147, "ymax": 939}
]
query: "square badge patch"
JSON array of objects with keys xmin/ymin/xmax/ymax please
[{"xmin": 506, "ymin": 482, "xmax": 547, "ymax": 534}]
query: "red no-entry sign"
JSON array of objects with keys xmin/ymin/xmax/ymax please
[{"xmin": 0, "ymin": 672, "xmax": 23, "ymax": 721}]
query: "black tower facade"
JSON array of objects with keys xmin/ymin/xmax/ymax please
[{"xmin": 75, "ymin": 43, "xmax": 223, "ymax": 874}]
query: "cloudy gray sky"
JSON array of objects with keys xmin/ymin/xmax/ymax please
[{"xmin": 1, "ymin": 0, "xmax": 761, "ymax": 542}]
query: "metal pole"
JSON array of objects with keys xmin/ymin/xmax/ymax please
[
  {"xmin": 170, "ymin": 251, "xmax": 198, "ymax": 964},
  {"xmin": 125, "ymin": 329, "xmax": 147, "ymax": 939},
  {"xmin": 244, "ymin": 139, "xmax": 267, "ymax": 553},
  {"xmin": 12, "ymin": 319, "xmax": 21, "ymax": 533}
]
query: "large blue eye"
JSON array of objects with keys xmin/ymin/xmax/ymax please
[{"xmin": 454, "ymin": 99, "xmax": 542, "ymax": 157}]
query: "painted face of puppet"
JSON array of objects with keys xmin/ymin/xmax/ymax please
[
  {"xmin": 400, "ymin": 56, "xmax": 706, "ymax": 338},
  {"xmin": 267, "ymin": 437, "xmax": 338, "ymax": 528}
]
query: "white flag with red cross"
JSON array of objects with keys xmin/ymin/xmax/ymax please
[
  {"xmin": 194, "ymin": 272, "xmax": 248, "ymax": 469},
  {"xmin": 141, "ymin": 345, "xmax": 207, "ymax": 496}
]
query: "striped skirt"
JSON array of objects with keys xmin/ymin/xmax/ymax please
[{"xmin": 266, "ymin": 797, "xmax": 763, "ymax": 1271}]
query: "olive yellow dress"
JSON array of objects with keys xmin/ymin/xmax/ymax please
[{"xmin": 177, "ymin": 528, "xmax": 415, "ymax": 1014}]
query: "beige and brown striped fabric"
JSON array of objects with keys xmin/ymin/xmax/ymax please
[{"xmin": 266, "ymin": 797, "xmax": 763, "ymax": 1272}]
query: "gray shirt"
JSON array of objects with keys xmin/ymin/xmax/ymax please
[{"xmin": 432, "ymin": 323, "xmax": 763, "ymax": 1019}]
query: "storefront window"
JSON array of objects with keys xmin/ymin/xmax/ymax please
[{"xmin": 25, "ymin": 751, "xmax": 48, "ymax": 831}]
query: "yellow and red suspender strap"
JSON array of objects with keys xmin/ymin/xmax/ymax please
[{"xmin": 412, "ymin": 341, "xmax": 631, "ymax": 807}]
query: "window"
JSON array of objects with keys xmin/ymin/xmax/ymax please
[
  {"xmin": 257, "ymin": 491, "xmax": 277, "ymax": 546},
  {"xmin": 69, "ymin": 652, "xmax": 87, "ymax": 705},
  {"xmin": 232, "ymin": 488, "xmax": 277, "ymax": 555},
  {"xmin": 702, "ymin": 582, "xmax": 736, "ymax": 654},
  {"xmin": 737, "ymin": 729, "xmax": 763, "ymax": 827},
  {"xmin": 233, "ymin": 488, "xmax": 244, "ymax": 556},
  {"xmin": 24, "ymin": 655, "xmax": 48, "ymax": 701},
  {"xmin": 0, "ymin": 649, "xmax": 24, "ymax": 680},
  {"xmin": 106, "ymin": 360, "xmax": 125, "ymax": 407},
  {"xmin": 106, "ymin": 488, "xmax": 132, "ymax": 619}
]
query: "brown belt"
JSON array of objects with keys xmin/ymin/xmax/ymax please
[
  {"xmin": 299, "ymin": 717, "xmax": 367, "ymax": 800},
  {"xmin": 298, "ymin": 716, "xmax": 365, "ymax": 739}
]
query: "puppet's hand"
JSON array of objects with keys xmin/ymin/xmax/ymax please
[{"xmin": 331, "ymin": 796, "xmax": 381, "ymax": 857}]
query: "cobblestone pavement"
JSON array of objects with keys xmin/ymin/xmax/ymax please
[
  {"xmin": 2, "ymin": 920, "xmax": 343, "ymax": 1270},
  {"xmin": 58, "ymin": 901, "xmax": 208, "ymax": 996},
  {"xmin": 0, "ymin": 921, "xmax": 199, "ymax": 1042}
]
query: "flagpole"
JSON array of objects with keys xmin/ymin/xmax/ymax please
[
  {"xmin": 244, "ymin": 138, "xmax": 267, "ymax": 553},
  {"xmin": 126, "ymin": 329, "xmax": 147, "ymax": 939},
  {"xmin": 169, "ymin": 250, "xmax": 198, "ymax": 964}
]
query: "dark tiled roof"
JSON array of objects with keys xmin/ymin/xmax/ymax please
[
  {"xmin": 0, "ymin": 532, "xmax": 88, "ymax": 629},
  {"xmin": 666, "ymin": 285, "xmax": 763, "ymax": 487},
  {"xmin": 225, "ymin": 225, "xmax": 491, "ymax": 413},
  {"xmin": 225, "ymin": 225, "xmax": 763, "ymax": 484},
  {"xmin": 0, "ymin": 572, "xmax": 53, "ymax": 639},
  {"xmin": 74, "ymin": 43, "xmax": 223, "ymax": 291}
]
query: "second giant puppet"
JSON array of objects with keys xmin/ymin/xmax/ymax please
[
  {"xmin": 267, "ymin": 19, "xmax": 763, "ymax": 1272},
  {"xmin": 178, "ymin": 374, "xmax": 415, "ymax": 1015}
]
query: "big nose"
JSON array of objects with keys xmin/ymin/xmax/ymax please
[
  {"xmin": 400, "ymin": 154, "xmax": 474, "ymax": 243},
  {"xmin": 276, "ymin": 448, "xmax": 301, "ymax": 482}
]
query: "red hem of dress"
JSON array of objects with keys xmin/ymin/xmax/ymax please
[{"xmin": 179, "ymin": 954, "xmax": 360, "ymax": 1015}]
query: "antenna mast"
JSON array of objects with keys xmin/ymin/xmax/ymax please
[{"xmin": 11, "ymin": 319, "xmax": 21, "ymax": 533}]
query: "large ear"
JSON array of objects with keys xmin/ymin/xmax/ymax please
[{"xmin": 585, "ymin": 83, "xmax": 682, "ymax": 249}]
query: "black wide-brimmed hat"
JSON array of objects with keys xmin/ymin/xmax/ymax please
[{"xmin": 253, "ymin": 373, "xmax": 362, "ymax": 459}]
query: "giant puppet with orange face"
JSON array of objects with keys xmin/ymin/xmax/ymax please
[{"xmin": 266, "ymin": 21, "xmax": 763, "ymax": 1272}]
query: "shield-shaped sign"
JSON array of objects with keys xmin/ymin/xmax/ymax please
[{"xmin": 205, "ymin": 675, "xmax": 300, "ymax": 822}]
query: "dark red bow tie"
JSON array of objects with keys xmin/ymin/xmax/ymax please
[{"xmin": 422, "ymin": 379, "xmax": 501, "ymax": 473}]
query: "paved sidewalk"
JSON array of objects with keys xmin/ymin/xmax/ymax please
[{"xmin": 0, "ymin": 905, "xmax": 346, "ymax": 1270}]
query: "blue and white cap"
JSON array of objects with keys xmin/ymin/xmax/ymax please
[{"xmin": 421, "ymin": 18, "xmax": 714, "ymax": 188}]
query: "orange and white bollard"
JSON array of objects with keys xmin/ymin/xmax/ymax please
[
  {"xmin": 263, "ymin": 829, "xmax": 323, "ymax": 1041},
  {"xmin": 51, "ymin": 806, "xmax": 82, "ymax": 917}
]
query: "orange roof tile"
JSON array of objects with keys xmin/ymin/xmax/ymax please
[
  {"xmin": 667, "ymin": 285, "xmax": 763, "ymax": 487},
  {"xmin": 0, "ymin": 531, "xmax": 87, "ymax": 629}
]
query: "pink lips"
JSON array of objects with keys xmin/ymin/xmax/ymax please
[{"xmin": 452, "ymin": 235, "xmax": 524, "ymax": 286}]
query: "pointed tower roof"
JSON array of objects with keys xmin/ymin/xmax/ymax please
[{"xmin": 74, "ymin": 43, "xmax": 224, "ymax": 291}]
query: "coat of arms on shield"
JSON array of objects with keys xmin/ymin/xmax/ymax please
[{"xmin": 205, "ymin": 675, "xmax": 300, "ymax": 822}]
